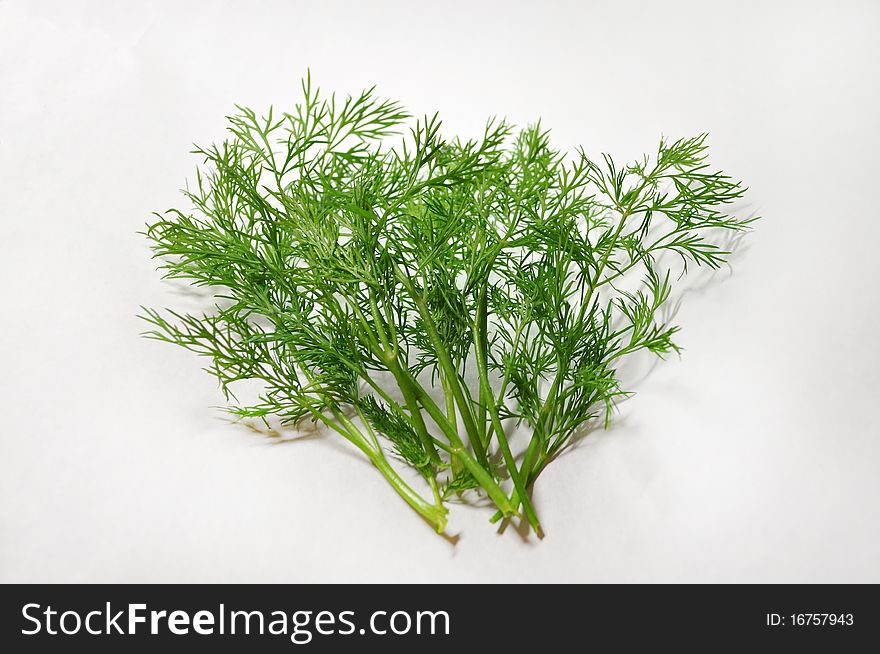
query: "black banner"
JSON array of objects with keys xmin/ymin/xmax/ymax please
[{"xmin": 1, "ymin": 584, "xmax": 875, "ymax": 650}]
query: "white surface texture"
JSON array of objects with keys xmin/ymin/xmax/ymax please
[{"xmin": 2, "ymin": 0, "xmax": 879, "ymax": 583}]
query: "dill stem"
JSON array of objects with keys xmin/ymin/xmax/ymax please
[
  {"xmin": 323, "ymin": 409, "xmax": 447, "ymax": 532},
  {"xmin": 394, "ymin": 264, "xmax": 489, "ymax": 467},
  {"xmin": 368, "ymin": 335, "xmax": 514, "ymax": 517},
  {"xmin": 368, "ymin": 449, "xmax": 448, "ymax": 533},
  {"xmin": 385, "ymin": 357, "xmax": 443, "ymax": 466},
  {"xmin": 440, "ymin": 371, "xmax": 463, "ymax": 475},
  {"xmin": 440, "ymin": 371, "xmax": 458, "ymax": 436},
  {"xmin": 475, "ymin": 280, "xmax": 489, "ymax": 453},
  {"xmin": 489, "ymin": 418, "xmax": 544, "ymax": 525},
  {"xmin": 473, "ymin": 282, "xmax": 541, "ymax": 532},
  {"xmin": 475, "ymin": 330, "xmax": 542, "ymax": 532},
  {"xmin": 408, "ymin": 375, "xmax": 515, "ymax": 517},
  {"xmin": 498, "ymin": 204, "xmax": 636, "ymax": 519},
  {"xmin": 367, "ymin": 290, "xmax": 442, "ymax": 466},
  {"xmin": 345, "ymin": 286, "xmax": 511, "ymax": 513}
]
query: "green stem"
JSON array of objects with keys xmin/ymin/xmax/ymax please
[
  {"xmin": 353, "ymin": 324, "xmax": 513, "ymax": 517},
  {"xmin": 475, "ymin": 282, "xmax": 489, "ymax": 452},
  {"xmin": 368, "ymin": 449, "xmax": 448, "ymax": 533},
  {"xmin": 321, "ymin": 408, "xmax": 447, "ymax": 532},
  {"xmin": 473, "ymin": 295, "xmax": 542, "ymax": 533},
  {"xmin": 404, "ymin": 375, "xmax": 515, "ymax": 517},
  {"xmin": 490, "ymin": 434, "xmax": 542, "ymax": 525},
  {"xmin": 493, "ymin": 308, "xmax": 529, "ymax": 410},
  {"xmin": 498, "ymin": 203, "xmax": 638, "ymax": 519},
  {"xmin": 367, "ymin": 290, "xmax": 442, "ymax": 466},
  {"xmin": 339, "ymin": 284, "xmax": 504, "ymax": 515},
  {"xmin": 440, "ymin": 371, "xmax": 463, "ymax": 475},
  {"xmin": 385, "ymin": 355, "xmax": 443, "ymax": 466},
  {"xmin": 394, "ymin": 264, "xmax": 489, "ymax": 466}
]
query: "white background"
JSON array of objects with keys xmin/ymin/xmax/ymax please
[{"xmin": 2, "ymin": 0, "xmax": 879, "ymax": 583}]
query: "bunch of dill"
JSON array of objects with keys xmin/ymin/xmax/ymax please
[{"xmin": 142, "ymin": 76, "xmax": 753, "ymax": 536}]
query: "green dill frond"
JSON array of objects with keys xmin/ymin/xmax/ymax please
[
  {"xmin": 357, "ymin": 396, "xmax": 433, "ymax": 477},
  {"xmin": 442, "ymin": 469, "xmax": 481, "ymax": 500}
]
